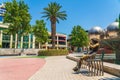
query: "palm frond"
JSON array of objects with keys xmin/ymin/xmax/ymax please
[{"xmin": 41, "ymin": 2, "xmax": 67, "ymax": 23}]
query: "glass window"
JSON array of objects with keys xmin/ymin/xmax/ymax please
[{"xmin": 0, "ymin": 16, "xmax": 3, "ymax": 22}]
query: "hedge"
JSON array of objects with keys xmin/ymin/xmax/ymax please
[
  {"xmin": 38, "ymin": 49, "xmax": 69, "ymax": 56},
  {"xmin": 0, "ymin": 44, "xmax": 2, "ymax": 48}
]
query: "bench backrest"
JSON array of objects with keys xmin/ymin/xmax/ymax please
[{"xmin": 96, "ymin": 51, "xmax": 116, "ymax": 60}]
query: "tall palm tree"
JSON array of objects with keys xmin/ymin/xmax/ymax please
[{"xmin": 42, "ymin": 2, "xmax": 67, "ymax": 49}]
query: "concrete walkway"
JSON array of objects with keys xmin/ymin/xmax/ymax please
[{"xmin": 29, "ymin": 56, "xmax": 120, "ymax": 80}]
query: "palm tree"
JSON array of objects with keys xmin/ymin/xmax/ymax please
[{"xmin": 42, "ymin": 2, "xmax": 67, "ymax": 49}]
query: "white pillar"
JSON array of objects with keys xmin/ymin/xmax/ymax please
[
  {"xmin": 15, "ymin": 34, "xmax": 17, "ymax": 48},
  {"xmin": 0, "ymin": 30, "xmax": 3, "ymax": 47},
  {"xmin": 21, "ymin": 36, "xmax": 23, "ymax": 48},
  {"xmin": 28, "ymin": 34, "xmax": 31, "ymax": 48},
  {"xmin": 32, "ymin": 35, "xmax": 35, "ymax": 49},
  {"xmin": 39, "ymin": 43, "xmax": 40, "ymax": 49},
  {"xmin": 45, "ymin": 42, "xmax": 48, "ymax": 50},
  {"xmin": 10, "ymin": 34, "xmax": 13, "ymax": 48}
]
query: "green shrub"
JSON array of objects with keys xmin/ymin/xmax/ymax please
[
  {"xmin": 0, "ymin": 44, "xmax": 2, "ymax": 48},
  {"xmin": 38, "ymin": 49, "xmax": 68, "ymax": 56}
]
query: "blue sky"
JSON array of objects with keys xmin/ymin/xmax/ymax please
[{"xmin": 1, "ymin": 0, "xmax": 120, "ymax": 35}]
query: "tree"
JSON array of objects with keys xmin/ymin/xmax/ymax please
[
  {"xmin": 70, "ymin": 25, "xmax": 89, "ymax": 50},
  {"xmin": 3, "ymin": 0, "xmax": 31, "ymax": 48},
  {"xmin": 19, "ymin": 0, "xmax": 31, "ymax": 35},
  {"xmin": 115, "ymin": 18, "xmax": 119, "ymax": 22},
  {"xmin": 33, "ymin": 20, "xmax": 49, "ymax": 48},
  {"xmin": 4, "ymin": 0, "xmax": 20, "ymax": 35},
  {"xmin": 42, "ymin": 2, "xmax": 67, "ymax": 49}
]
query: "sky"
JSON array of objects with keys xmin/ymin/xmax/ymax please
[{"xmin": 1, "ymin": 0, "xmax": 120, "ymax": 36}]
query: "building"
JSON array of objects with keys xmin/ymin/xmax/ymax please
[
  {"xmin": 107, "ymin": 22, "xmax": 119, "ymax": 38},
  {"xmin": 88, "ymin": 22, "xmax": 120, "ymax": 54},
  {"xmin": 88, "ymin": 22, "xmax": 120, "ymax": 40},
  {"xmin": 42, "ymin": 32, "xmax": 67, "ymax": 49},
  {"xmin": 0, "ymin": 24, "xmax": 67, "ymax": 50},
  {"xmin": 0, "ymin": 3, "xmax": 5, "ymax": 22},
  {"xmin": 0, "ymin": 3, "xmax": 67, "ymax": 49},
  {"xmin": 88, "ymin": 26, "xmax": 104, "ymax": 39}
]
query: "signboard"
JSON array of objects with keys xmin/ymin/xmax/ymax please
[{"xmin": 0, "ymin": 3, "xmax": 5, "ymax": 22}]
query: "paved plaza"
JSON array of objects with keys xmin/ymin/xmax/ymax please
[
  {"xmin": 0, "ymin": 58, "xmax": 45, "ymax": 80},
  {"xmin": 0, "ymin": 56, "xmax": 120, "ymax": 80},
  {"xmin": 29, "ymin": 56, "xmax": 120, "ymax": 80}
]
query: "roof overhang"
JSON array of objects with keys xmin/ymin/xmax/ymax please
[{"xmin": 0, "ymin": 23, "xmax": 9, "ymax": 29}]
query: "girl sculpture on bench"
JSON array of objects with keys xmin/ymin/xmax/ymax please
[{"xmin": 73, "ymin": 38, "xmax": 100, "ymax": 72}]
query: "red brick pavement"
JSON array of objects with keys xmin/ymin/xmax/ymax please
[{"xmin": 0, "ymin": 58, "xmax": 45, "ymax": 80}]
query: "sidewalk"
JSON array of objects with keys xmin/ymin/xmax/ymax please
[{"xmin": 29, "ymin": 56, "xmax": 120, "ymax": 80}]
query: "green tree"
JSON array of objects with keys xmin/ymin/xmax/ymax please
[
  {"xmin": 42, "ymin": 2, "xmax": 67, "ymax": 49},
  {"xmin": 33, "ymin": 20, "xmax": 49, "ymax": 48},
  {"xmin": 3, "ymin": 0, "xmax": 31, "ymax": 48},
  {"xmin": 115, "ymin": 18, "xmax": 119, "ymax": 22},
  {"xmin": 19, "ymin": 0, "xmax": 31, "ymax": 35},
  {"xmin": 115, "ymin": 14, "xmax": 120, "ymax": 29},
  {"xmin": 70, "ymin": 25, "xmax": 89, "ymax": 49},
  {"xmin": 4, "ymin": 0, "xmax": 20, "ymax": 35}
]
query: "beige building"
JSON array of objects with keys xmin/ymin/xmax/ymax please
[
  {"xmin": 88, "ymin": 22, "xmax": 119, "ymax": 40},
  {"xmin": 88, "ymin": 26, "xmax": 104, "ymax": 39},
  {"xmin": 42, "ymin": 32, "xmax": 67, "ymax": 49},
  {"xmin": 107, "ymin": 22, "xmax": 119, "ymax": 38},
  {"xmin": 0, "ymin": 23, "xmax": 67, "ymax": 49}
]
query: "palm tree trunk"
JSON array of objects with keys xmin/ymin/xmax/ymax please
[
  {"xmin": 115, "ymin": 50, "xmax": 120, "ymax": 64},
  {"xmin": 51, "ymin": 21, "xmax": 56, "ymax": 49}
]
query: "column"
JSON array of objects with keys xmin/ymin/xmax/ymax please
[
  {"xmin": 28, "ymin": 34, "xmax": 31, "ymax": 48},
  {"xmin": 32, "ymin": 35, "xmax": 35, "ymax": 49},
  {"xmin": 57, "ymin": 36, "xmax": 59, "ymax": 50},
  {"xmin": 0, "ymin": 30, "xmax": 3, "ymax": 48},
  {"xmin": 45, "ymin": 42, "xmax": 48, "ymax": 50},
  {"xmin": 15, "ymin": 34, "xmax": 17, "ymax": 48},
  {"xmin": 10, "ymin": 34, "xmax": 13, "ymax": 48},
  {"xmin": 20, "ymin": 36, "xmax": 23, "ymax": 48},
  {"xmin": 39, "ymin": 43, "xmax": 41, "ymax": 49}
]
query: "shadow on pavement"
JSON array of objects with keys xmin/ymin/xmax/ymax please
[
  {"xmin": 99, "ymin": 77, "xmax": 120, "ymax": 80},
  {"xmin": 72, "ymin": 69, "xmax": 89, "ymax": 76}
]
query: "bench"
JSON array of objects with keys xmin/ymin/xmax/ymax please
[
  {"xmin": 68, "ymin": 52, "xmax": 104, "ymax": 76},
  {"xmin": 81, "ymin": 50, "xmax": 116, "ymax": 76},
  {"xmin": 66, "ymin": 52, "xmax": 119, "ymax": 77},
  {"xmin": 96, "ymin": 53, "xmax": 116, "ymax": 63},
  {"xmin": 81, "ymin": 53, "xmax": 104, "ymax": 76}
]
